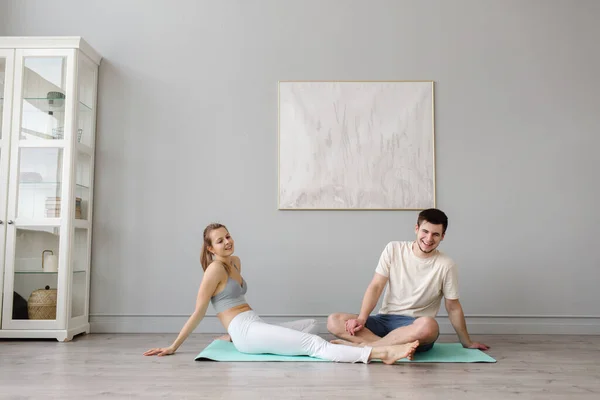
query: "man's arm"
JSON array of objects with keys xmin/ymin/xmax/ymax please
[
  {"xmin": 445, "ymin": 298, "xmax": 489, "ymax": 350},
  {"xmin": 357, "ymin": 273, "xmax": 388, "ymax": 322},
  {"xmin": 345, "ymin": 273, "xmax": 388, "ymax": 335}
]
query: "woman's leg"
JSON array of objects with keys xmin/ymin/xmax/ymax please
[
  {"xmin": 277, "ymin": 318, "xmax": 319, "ymax": 334},
  {"xmin": 228, "ymin": 311, "xmax": 419, "ymax": 364},
  {"xmin": 218, "ymin": 319, "xmax": 316, "ymax": 342},
  {"xmin": 227, "ymin": 310, "xmax": 368, "ymax": 362},
  {"xmin": 243, "ymin": 318, "xmax": 372, "ymax": 363},
  {"xmin": 229, "ymin": 312, "xmax": 419, "ymax": 364}
]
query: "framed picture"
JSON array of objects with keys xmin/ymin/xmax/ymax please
[{"xmin": 278, "ymin": 81, "xmax": 435, "ymax": 210}]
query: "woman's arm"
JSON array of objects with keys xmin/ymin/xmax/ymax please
[{"xmin": 143, "ymin": 263, "xmax": 225, "ymax": 356}]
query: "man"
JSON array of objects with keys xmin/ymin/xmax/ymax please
[{"xmin": 327, "ymin": 208, "xmax": 489, "ymax": 352}]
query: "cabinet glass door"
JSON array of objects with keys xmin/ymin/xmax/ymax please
[
  {"xmin": 1, "ymin": 55, "xmax": 8, "ymax": 139},
  {"xmin": 10, "ymin": 226, "xmax": 63, "ymax": 323},
  {"xmin": 69, "ymin": 52, "xmax": 96, "ymax": 324},
  {"xmin": 20, "ymin": 56, "xmax": 68, "ymax": 142},
  {"xmin": 0, "ymin": 50, "xmax": 15, "ymax": 327},
  {"xmin": 71, "ymin": 152, "xmax": 91, "ymax": 321},
  {"xmin": 5, "ymin": 148, "xmax": 65, "ymax": 327},
  {"xmin": 77, "ymin": 54, "xmax": 96, "ymax": 149},
  {"xmin": 2, "ymin": 51, "xmax": 73, "ymax": 330}
]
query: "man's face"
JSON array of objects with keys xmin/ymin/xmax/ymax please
[{"xmin": 414, "ymin": 221, "xmax": 445, "ymax": 253}]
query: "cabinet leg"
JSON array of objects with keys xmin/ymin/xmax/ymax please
[{"xmin": 56, "ymin": 333, "xmax": 72, "ymax": 342}]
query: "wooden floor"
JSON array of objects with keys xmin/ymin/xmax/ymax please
[{"xmin": 1, "ymin": 334, "xmax": 599, "ymax": 399}]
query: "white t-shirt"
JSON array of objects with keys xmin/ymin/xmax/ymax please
[{"xmin": 374, "ymin": 241, "xmax": 459, "ymax": 318}]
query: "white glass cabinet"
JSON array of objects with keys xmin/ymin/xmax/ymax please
[{"xmin": 0, "ymin": 37, "xmax": 101, "ymax": 341}]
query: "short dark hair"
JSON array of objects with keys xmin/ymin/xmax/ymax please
[{"xmin": 417, "ymin": 209, "xmax": 448, "ymax": 233}]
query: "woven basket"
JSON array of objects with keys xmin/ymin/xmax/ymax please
[{"xmin": 27, "ymin": 286, "xmax": 57, "ymax": 320}]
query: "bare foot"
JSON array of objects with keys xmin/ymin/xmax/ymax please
[
  {"xmin": 380, "ymin": 340, "xmax": 420, "ymax": 364},
  {"xmin": 330, "ymin": 339, "xmax": 365, "ymax": 347},
  {"xmin": 215, "ymin": 334, "xmax": 232, "ymax": 342}
]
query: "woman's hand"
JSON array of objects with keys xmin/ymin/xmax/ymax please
[{"xmin": 143, "ymin": 346, "xmax": 175, "ymax": 356}]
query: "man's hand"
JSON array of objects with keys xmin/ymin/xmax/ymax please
[
  {"xmin": 345, "ymin": 318, "xmax": 365, "ymax": 336},
  {"xmin": 464, "ymin": 341, "xmax": 490, "ymax": 351}
]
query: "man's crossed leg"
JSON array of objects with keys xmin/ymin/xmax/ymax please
[{"xmin": 327, "ymin": 312, "xmax": 439, "ymax": 352}]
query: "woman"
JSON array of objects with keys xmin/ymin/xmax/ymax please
[{"xmin": 144, "ymin": 223, "xmax": 419, "ymax": 364}]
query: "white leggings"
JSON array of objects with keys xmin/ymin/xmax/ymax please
[{"xmin": 227, "ymin": 310, "xmax": 372, "ymax": 364}]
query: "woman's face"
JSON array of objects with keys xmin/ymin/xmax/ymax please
[{"xmin": 208, "ymin": 227, "xmax": 235, "ymax": 257}]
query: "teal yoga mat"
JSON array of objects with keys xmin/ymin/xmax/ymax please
[{"xmin": 195, "ymin": 340, "xmax": 496, "ymax": 363}]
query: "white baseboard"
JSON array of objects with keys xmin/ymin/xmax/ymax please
[{"xmin": 90, "ymin": 315, "xmax": 600, "ymax": 335}]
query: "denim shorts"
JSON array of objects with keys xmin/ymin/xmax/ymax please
[{"xmin": 365, "ymin": 314, "xmax": 437, "ymax": 353}]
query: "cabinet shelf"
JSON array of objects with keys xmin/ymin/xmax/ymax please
[
  {"xmin": 23, "ymin": 97, "xmax": 92, "ymax": 113},
  {"xmin": 19, "ymin": 182, "xmax": 90, "ymax": 190},
  {"xmin": 15, "ymin": 270, "xmax": 86, "ymax": 275}
]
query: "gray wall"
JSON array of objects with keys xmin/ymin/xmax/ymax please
[
  {"xmin": 2, "ymin": 0, "xmax": 599, "ymax": 334},
  {"xmin": 0, "ymin": 9, "xmax": 5, "ymax": 36}
]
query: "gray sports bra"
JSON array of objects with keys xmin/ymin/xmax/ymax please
[{"xmin": 210, "ymin": 264, "xmax": 248, "ymax": 313}]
